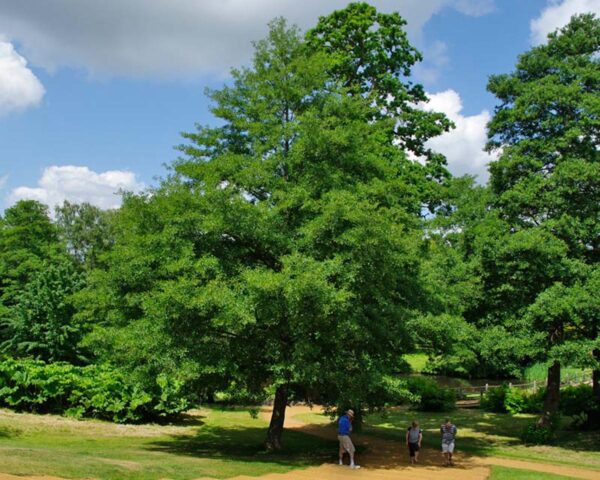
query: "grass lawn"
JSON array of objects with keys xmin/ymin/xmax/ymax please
[
  {"xmin": 359, "ymin": 408, "xmax": 600, "ymax": 471},
  {"xmin": 403, "ymin": 352, "xmax": 429, "ymax": 373},
  {"xmin": 1, "ymin": 405, "xmax": 599, "ymax": 479},
  {"xmin": 284, "ymin": 408, "xmax": 600, "ymax": 472},
  {"xmin": 489, "ymin": 466, "xmax": 576, "ymax": 479},
  {"xmin": 0, "ymin": 406, "xmax": 334, "ymax": 480}
]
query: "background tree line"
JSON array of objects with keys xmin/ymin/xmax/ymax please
[{"xmin": 0, "ymin": 2, "xmax": 598, "ymax": 447}]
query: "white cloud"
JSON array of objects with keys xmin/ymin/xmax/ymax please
[
  {"xmin": 531, "ymin": 0, "xmax": 600, "ymax": 45},
  {"xmin": 0, "ymin": 41, "xmax": 44, "ymax": 115},
  {"xmin": 0, "ymin": 0, "xmax": 493, "ymax": 78},
  {"xmin": 0, "ymin": 174, "xmax": 7, "ymax": 190},
  {"xmin": 422, "ymin": 89, "xmax": 496, "ymax": 182},
  {"xmin": 8, "ymin": 165, "xmax": 145, "ymax": 211}
]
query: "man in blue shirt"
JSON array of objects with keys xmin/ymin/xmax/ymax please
[{"xmin": 338, "ymin": 409, "xmax": 360, "ymax": 469}]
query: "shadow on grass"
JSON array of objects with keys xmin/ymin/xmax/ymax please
[
  {"xmin": 155, "ymin": 411, "xmax": 206, "ymax": 427},
  {"xmin": 147, "ymin": 406, "xmax": 599, "ymax": 474},
  {"xmin": 361, "ymin": 407, "xmax": 600, "ymax": 454},
  {"xmin": 0, "ymin": 426, "xmax": 21, "ymax": 439},
  {"xmin": 147, "ymin": 425, "xmax": 336, "ymax": 468}
]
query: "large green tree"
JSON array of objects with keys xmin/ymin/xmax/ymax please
[
  {"xmin": 82, "ymin": 4, "xmax": 453, "ymax": 449},
  {"xmin": 0, "ymin": 200, "xmax": 64, "ymax": 333},
  {"xmin": 2, "ymin": 260, "xmax": 85, "ymax": 363},
  {"xmin": 486, "ymin": 14, "xmax": 600, "ymax": 422}
]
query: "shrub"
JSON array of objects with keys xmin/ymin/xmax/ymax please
[
  {"xmin": 560, "ymin": 385, "xmax": 598, "ymax": 429},
  {"xmin": 520, "ymin": 415, "xmax": 560, "ymax": 444},
  {"xmin": 560, "ymin": 385, "xmax": 595, "ymax": 416},
  {"xmin": 406, "ymin": 376, "xmax": 456, "ymax": 412},
  {"xmin": 504, "ymin": 387, "xmax": 545, "ymax": 414},
  {"xmin": 481, "ymin": 385, "xmax": 545, "ymax": 414},
  {"xmin": 0, "ymin": 357, "xmax": 188, "ymax": 422},
  {"xmin": 481, "ymin": 384, "xmax": 508, "ymax": 413}
]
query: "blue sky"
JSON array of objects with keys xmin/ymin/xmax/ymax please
[{"xmin": 0, "ymin": 0, "xmax": 598, "ymax": 212}]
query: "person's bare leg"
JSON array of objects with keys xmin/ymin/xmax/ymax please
[
  {"xmin": 415, "ymin": 450, "xmax": 419, "ymax": 463},
  {"xmin": 449, "ymin": 452, "xmax": 454, "ymax": 466},
  {"xmin": 339, "ymin": 446, "xmax": 345, "ymax": 465}
]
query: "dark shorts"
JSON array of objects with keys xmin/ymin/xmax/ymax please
[{"xmin": 408, "ymin": 442, "xmax": 420, "ymax": 456}]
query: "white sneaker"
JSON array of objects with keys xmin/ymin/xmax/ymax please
[{"xmin": 350, "ymin": 465, "xmax": 361, "ymax": 469}]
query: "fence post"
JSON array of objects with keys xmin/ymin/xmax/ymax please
[
  {"xmin": 509, "ymin": 382, "xmax": 512, "ymax": 389},
  {"xmin": 485, "ymin": 383, "xmax": 489, "ymax": 392}
]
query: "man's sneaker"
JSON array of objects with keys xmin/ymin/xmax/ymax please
[{"xmin": 350, "ymin": 465, "xmax": 361, "ymax": 469}]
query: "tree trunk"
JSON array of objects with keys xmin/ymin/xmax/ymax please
[
  {"xmin": 593, "ymin": 350, "xmax": 600, "ymax": 402},
  {"xmin": 265, "ymin": 386, "xmax": 287, "ymax": 451},
  {"xmin": 540, "ymin": 361, "xmax": 561, "ymax": 426},
  {"xmin": 592, "ymin": 349, "xmax": 600, "ymax": 426}
]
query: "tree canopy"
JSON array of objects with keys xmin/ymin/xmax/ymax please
[{"xmin": 485, "ymin": 13, "xmax": 600, "ymax": 423}]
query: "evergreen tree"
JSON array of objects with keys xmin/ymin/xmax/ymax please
[{"xmin": 486, "ymin": 14, "xmax": 600, "ymax": 423}]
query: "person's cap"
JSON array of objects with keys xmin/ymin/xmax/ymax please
[{"xmin": 347, "ymin": 409, "xmax": 355, "ymax": 417}]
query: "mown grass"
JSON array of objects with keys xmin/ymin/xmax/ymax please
[
  {"xmin": 0, "ymin": 406, "xmax": 335, "ymax": 480},
  {"xmin": 1, "ymin": 405, "xmax": 599, "ymax": 479},
  {"xmin": 296, "ymin": 407, "xmax": 600, "ymax": 471},
  {"xmin": 363, "ymin": 408, "xmax": 600, "ymax": 471},
  {"xmin": 489, "ymin": 466, "xmax": 575, "ymax": 479},
  {"xmin": 403, "ymin": 352, "xmax": 429, "ymax": 373}
]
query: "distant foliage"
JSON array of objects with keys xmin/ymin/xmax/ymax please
[
  {"xmin": 560, "ymin": 385, "xmax": 595, "ymax": 416},
  {"xmin": 0, "ymin": 358, "xmax": 188, "ymax": 422},
  {"xmin": 482, "ymin": 384, "xmax": 595, "ymax": 422},
  {"xmin": 481, "ymin": 385, "xmax": 508, "ymax": 413},
  {"xmin": 504, "ymin": 387, "xmax": 545, "ymax": 414},
  {"xmin": 560, "ymin": 385, "xmax": 598, "ymax": 429},
  {"xmin": 55, "ymin": 201, "xmax": 115, "ymax": 269},
  {"xmin": 2, "ymin": 261, "xmax": 85, "ymax": 363},
  {"xmin": 406, "ymin": 376, "xmax": 456, "ymax": 412},
  {"xmin": 482, "ymin": 386, "xmax": 545, "ymax": 414}
]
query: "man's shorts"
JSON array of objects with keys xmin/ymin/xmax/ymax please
[
  {"xmin": 442, "ymin": 441, "xmax": 455, "ymax": 453},
  {"xmin": 338, "ymin": 435, "xmax": 355, "ymax": 454},
  {"xmin": 408, "ymin": 442, "xmax": 420, "ymax": 457}
]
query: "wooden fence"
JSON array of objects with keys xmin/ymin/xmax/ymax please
[{"xmin": 451, "ymin": 372, "xmax": 593, "ymax": 407}]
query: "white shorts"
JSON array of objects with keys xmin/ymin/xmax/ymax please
[{"xmin": 442, "ymin": 441, "xmax": 455, "ymax": 453}]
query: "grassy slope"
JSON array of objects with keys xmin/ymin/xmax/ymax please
[{"xmin": 0, "ymin": 407, "xmax": 334, "ymax": 480}]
